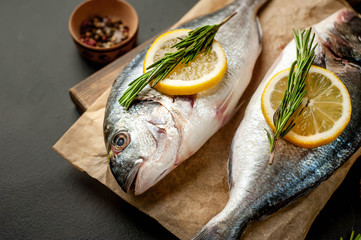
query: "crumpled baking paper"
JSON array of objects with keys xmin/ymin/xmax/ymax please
[{"xmin": 53, "ymin": 0, "xmax": 359, "ymax": 239}]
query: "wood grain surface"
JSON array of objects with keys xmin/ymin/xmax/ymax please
[{"xmin": 69, "ymin": 36, "xmax": 157, "ymax": 111}]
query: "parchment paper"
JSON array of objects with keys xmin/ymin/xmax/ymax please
[{"xmin": 53, "ymin": 0, "xmax": 360, "ymax": 239}]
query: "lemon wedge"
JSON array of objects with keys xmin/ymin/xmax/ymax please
[
  {"xmin": 143, "ymin": 29, "xmax": 227, "ymax": 95},
  {"xmin": 261, "ymin": 66, "xmax": 352, "ymax": 148}
]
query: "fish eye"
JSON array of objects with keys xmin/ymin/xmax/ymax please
[
  {"xmin": 112, "ymin": 132, "xmax": 130, "ymax": 152},
  {"xmin": 117, "ymin": 137, "xmax": 124, "ymax": 146}
]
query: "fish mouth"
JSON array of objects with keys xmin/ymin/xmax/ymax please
[
  {"xmin": 108, "ymin": 100, "xmax": 182, "ymax": 195},
  {"xmin": 109, "ymin": 156, "xmax": 143, "ymax": 193}
]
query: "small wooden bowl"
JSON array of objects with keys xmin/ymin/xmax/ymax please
[{"xmin": 69, "ymin": 0, "xmax": 138, "ymax": 65}]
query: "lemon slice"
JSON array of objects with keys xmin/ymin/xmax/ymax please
[
  {"xmin": 143, "ymin": 29, "xmax": 227, "ymax": 95},
  {"xmin": 261, "ymin": 66, "xmax": 352, "ymax": 148}
]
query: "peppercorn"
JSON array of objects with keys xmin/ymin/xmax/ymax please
[{"xmin": 80, "ymin": 16, "xmax": 129, "ymax": 48}]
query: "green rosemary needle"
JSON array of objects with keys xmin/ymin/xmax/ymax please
[
  {"xmin": 265, "ymin": 28, "xmax": 317, "ymax": 165},
  {"xmin": 340, "ymin": 231, "xmax": 361, "ymax": 240},
  {"xmin": 118, "ymin": 12, "xmax": 236, "ymax": 109}
]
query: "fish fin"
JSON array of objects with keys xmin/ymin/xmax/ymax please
[
  {"xmin": 192, "ymin": 227, "xmax": 216, "ymax": 240},
  {"xmin": 257, "ymin": 213, "xmax": 271, "ymax": 222},
  {"xmin": 192, "ymin": 224, "xmax": 233, "ymax": 240},
  {"xmin": 244, "ymin": 0, "xmax": 270, "ymax": 13},
  {"xmin": 228, "ymin": 147, "xmax": 235, "ymax": 190},
  {"xmin": 234, "ymin": 99, "xmax": 245, "ymax": 115},
  {"xmin": 256, "ymin": 17, "xmax": 262, "ymax": 52}
]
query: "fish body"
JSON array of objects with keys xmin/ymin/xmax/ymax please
[
  {"xmin": 194, "ymin": 9, "xmax": 361, "ymax": 239},
  {"xmin": 104, "ymin": 0, "xmax": 268, "ymax": 195}
]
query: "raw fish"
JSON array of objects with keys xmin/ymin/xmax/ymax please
[
  {"xmin": 104, "ymin": 0, "xmax": 268, "ymax": 195},
  {"xmin": 194, "ymin": 8, "xmax": 361, "ymax": 239}
]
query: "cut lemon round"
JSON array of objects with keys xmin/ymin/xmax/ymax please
[
  {"xmin": 143, "ymin": 29, "xmax": 227, "ymax": 95},
  {"xmin": 261, "ymin": 66, "xmax": 352, "ymax": 148}
]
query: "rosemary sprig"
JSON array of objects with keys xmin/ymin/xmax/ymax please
[
  {"xmin": 265, "ymin": 28, "xmax": 317, "ymax": 165},
  {"xmin": 118, "ymin": 12, "xmax": 236, "ymax": 109},
  {"xmin": 340, "ymin": 231, "xmax": 361, "ymax": 240}
]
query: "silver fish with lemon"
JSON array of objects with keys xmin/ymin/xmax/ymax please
[{"xmin": 104, "ymin": 0, "xmax": 268, "ymax": 195}]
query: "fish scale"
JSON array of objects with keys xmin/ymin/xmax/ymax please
[
  {"xmin": 194, "ymin": 8, "xmax": 361, "ymax": 240},
  {"xmin": 104, "ymin": 0, "xmax": 268, "ymax": 195}
]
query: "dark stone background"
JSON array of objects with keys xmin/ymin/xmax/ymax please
[{"xmin": 0, "ymin": 1, "xmax": 359, "ymax": 239}]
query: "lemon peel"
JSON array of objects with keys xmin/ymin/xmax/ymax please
[
  {"xmin": 143, "ymin": 29, "xmax": 227, "ymax": 95},
  {"xmin": 261, "ymin": 66, "xmax": 351, "ymax": 148}
]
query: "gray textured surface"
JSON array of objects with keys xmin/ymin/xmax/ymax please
[{"xmin": 0, "ymin": 0, "xmax": 359, "ymax": 239}]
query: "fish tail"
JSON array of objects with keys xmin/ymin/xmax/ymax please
[
  {"xmin": 242, "ymin": 0, "xmax": 269, "ymax": 12},
  {"xmin": 192, "ymin": 220, "xmax": 247, "ymax": 240},
  {"xmin": 233, "ymin": 0, "xmax": 269, "ymax": 13},
  {"xmin": 192, "ymin": 195, "xmax": 252, "ymax": 239},
  {"xmin": 192, "ymin": 207, "xmax": 249, "ymax": 240}
]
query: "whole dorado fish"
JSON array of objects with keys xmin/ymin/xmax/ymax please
[
  {"xmin": 104, "ymin": 0, "xmax": 268, "ymax": 195},
  {"xmin": 194, "ymin": 8, "xmax": 361, "ymax": 239}
]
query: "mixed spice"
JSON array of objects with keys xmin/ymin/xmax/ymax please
[{"xmin": 80, "ymin": 16, "xmax": 129, "ymax": 48}]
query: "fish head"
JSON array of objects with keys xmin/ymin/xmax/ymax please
[
  {"xmin": 105, "ymin": 100, "xmax": 181, "ymax": 195},
  {"xmin": 315, "ymin": 9, "xmax": 361, "ymax": 64}
]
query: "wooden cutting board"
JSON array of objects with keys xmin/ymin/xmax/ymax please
[{"xmin": 69, "ymin": 37, "xmax": 155, "ymax": 111}]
